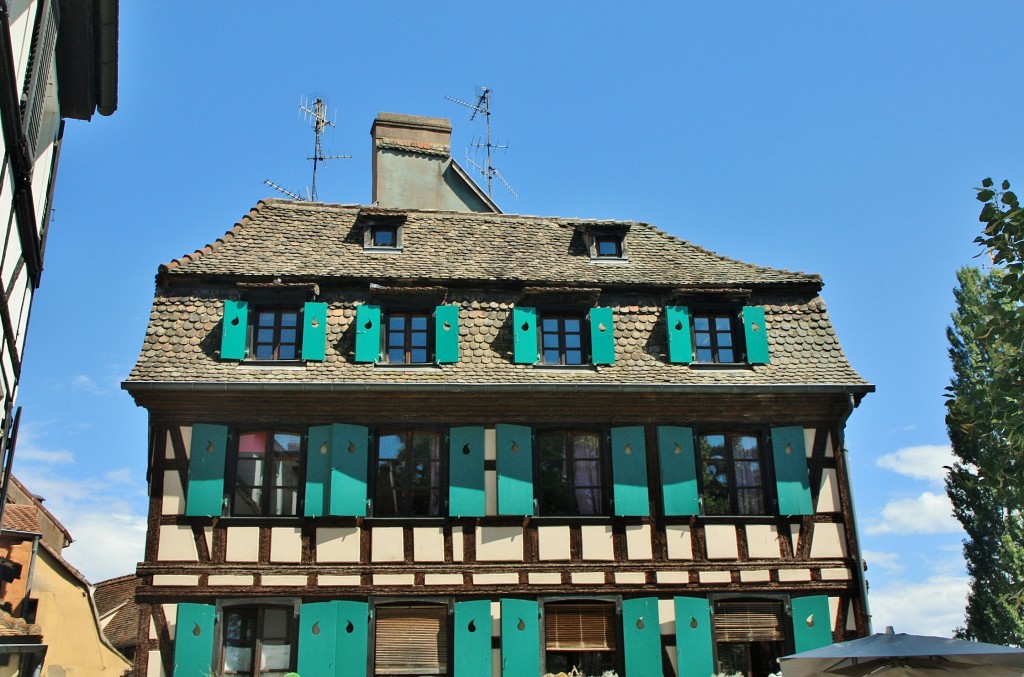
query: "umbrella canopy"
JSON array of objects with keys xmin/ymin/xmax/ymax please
[{"xmin": 779, "ymin": 628, "xmax": 1024, "ymax": 677}]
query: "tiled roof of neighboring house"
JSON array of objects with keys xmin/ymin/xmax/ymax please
[
  {"xmin": 7, "ymin": 476, "xmax": 73, "ymax": 546},
  {"xmin": 159, "ymin": 200, "xmax": 819, "ymax": 288},
  {"xmin": 0, "ymin": 608, "xmax": 41, "ymax": 637},
  {"xmin": 95, "ymin": 575, "xmax": 139, "ymax": 652},
  {"xmin": 1, "ymin": 504, "xmax": 40, "ymax": 534}
]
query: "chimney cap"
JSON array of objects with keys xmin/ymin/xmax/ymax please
[{"xmin": 372, "ymin": 112, "xmax": 452, "ymax": 134}]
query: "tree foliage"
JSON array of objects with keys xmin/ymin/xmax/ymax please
[{"xmin": 946, "ymin": 267, "xmax": 1024, "ymax": 644}]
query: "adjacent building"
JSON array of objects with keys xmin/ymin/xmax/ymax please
[{"xmin": 125, "ymin": 113, "xmax": 873, "ymax": 677}]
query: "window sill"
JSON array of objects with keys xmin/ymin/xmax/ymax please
[
  {"xmin": 373, "ymin": 363, "xmax": 441, "ymax": 371},
  {"xmin": 697, "ymin": 514, "xmax": 781, "ymax": 524},
  {"xmin": 216, "ymin": 515, "xmax": 305, "ymax": 524},
  {"xmin": 531, "ymin": 363, "xmax": 598, "ymax": 372},
  {"xmin": 237, "ymin": 360, "xmax": 308, "ymax": 369},
  {"xmin": 363, "ymin": 246, "xmax": 403, "ymax": 254},
  {"xmin": 589, "ymin": 256, "xmax": 630, "ymax": 264},
  {"xmin": 688, "ymin": 362, "xmax": 752, "ymax": 370},
  {"xmin": 362, "ymin": 516, "xmax": 448, "ymax": 526}
]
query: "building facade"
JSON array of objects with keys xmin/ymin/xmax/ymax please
[{"xmin": 125, "ymin": 114, "xmax": 872, "ymax": 677}]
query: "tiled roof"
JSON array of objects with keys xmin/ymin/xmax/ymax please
[
  {"xmin": 0, "ymin": 504, "xmax": 39, "ymax": 534},
  {"xmin": 95, "ymin": 575, "xmax": 139, "ymax": 651},
  {"xmin": 127, "ymin": 289, "xmax": 869, "ymax": 388},
  {"xmin": 159, "ymin": 200, "xmax": 819, "ymax": 288},
  {"xmin": 0, "ymin": 608, "xmax": 40, "ymax": 637}
]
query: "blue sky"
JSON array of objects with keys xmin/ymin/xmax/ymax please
[{"xmin": 12, "ymin": 2, "xmax": 1023, "ymax": 636}]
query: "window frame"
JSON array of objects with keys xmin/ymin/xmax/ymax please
[
  {"xmin": 227, "ymin": 428, "xmax": 305, "ymax": 518},
  {"xmin": 697, "ymin": 430, "xmax": 772, "ymax": 516},
  {"xmin": 364, "ymin": 221, "xmax": 404, "ymax": 251},
  {"xmin": 535, "ymin": 428, "xmax": 611, "ymax": 517},
  {"xmin": 691, "ymin": 308, "xmax": 745, "ymax": 364},
  {"xmin": 382, "ymin": 309, "xmax": 434, "ymax": 365},
  {"xmin": 538, "ymin": 312, "xmax": 589, "ymax": 366},
  {"xmin": 249, "ymin": 305, "xmax": 303, "ymax": 362},
  {"xmin": 710, "ymin": 595, "xmax": 790, "ymax": 677},
  {"xmin": 541, "ymin": 597, "xmax": 622, "ymax": 677},
  {"xmin": 370, "ymin": 599, "xmax": 451, "ymax": 676},
  {"xmin": 585, "ymin": 228, "xmax": 628, "ymax": 262},
  {"xmin": 219, "ymin": 602, "xmax": 298, "ymax": 677},
  {"xmin": 372, "ymin": 429, "xmax": 446, "ymax": 518}
]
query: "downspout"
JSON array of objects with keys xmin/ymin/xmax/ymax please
[
  {"xmin": 23, "ymin": 534, "xmax": 37, "ymax": 608},
  {"xmin": 841, "ymin": 392, "xmax": 873, "ymax": 634}
]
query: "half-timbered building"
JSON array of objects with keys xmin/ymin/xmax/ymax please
[{"xmin": 124, "ymin": 113, "xmax": 873, "ymax": 677}]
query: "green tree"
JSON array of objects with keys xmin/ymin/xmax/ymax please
[{"xmin": 946, "ymin": 267, "xmax": 1024, "ymax": 644}]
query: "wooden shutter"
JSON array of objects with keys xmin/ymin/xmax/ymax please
[
  {"xmin": 304, "ymin": 425, "xmax": 332, "ymax": 517},
  {"xmin": 185, "ymin": 424, "xmax": 228, "ymax": 517},
  {"xmin": 674, "ymin": 597, "xmax": 714, "ymax": 677},
  {"xmin": 495, "ymin": 424, "xmax": 534, "ymax": 515},
  {"xmin": 665, "ymin": 306, "xmax": 694, "ymax": 364},
  {"xmin": 589, "ymin": 306, "xmax": 615, "ymax": 365},
  {"xmin": 658, "ymin": 426, "xmax": 699, "ymax": 515},
  {"xmin": 742, "ymin": 306, "xmax": 770, "ymax": 364},
  {"xmin": 771, "ymin": 426, "xmax": 813, "ymax": 515},
  {"xmin": 500, "ymin": 599, "xmax": 539, "ymax": 677},
  {"xmin": 21, "ymin": 0, "xmax": 56, "ymax": 155},
  {"xmin": 791, "ymin": 596, "xmax": 832, "ymax": 653},
  {"xmin": 623, "ymin": 598, "xmax": 662, "ymax": 677},
  {"xmin": 713, "ymin": 600, "xmax": 785, "ymax": 642},
  {"xmin": 544, "ymin": 603, "xmax": 616, "ymax": 651},
  {"xmin": 375, "ymin": 605, "xmax": 448, "ymax": 675},
  {"xmin": 221, "ymin": 300, "xmax": 249, "ymax": 360},
  {"xmin": 454, "ymin": 600, "xmax": 492, "ymax": 677},
  {"xmin": 330, "ymin": 424, "xmax": 369, "ymax": 516},
  {"xmin": 301, "ymin": 301, "xmax": 328, "ymax": 361},
  {"xmin": 354, "ymin": 305, "xmax": 381, "ymax": 362},
  {"xmin": 298, "ymin": 601, "xmax": 352, "ymax": 677},
  {"xmin": 172, "ymin": 603, "xmax": 216, "ymax": 677},
  {"xmin": 512, "ymin": 307, "xmax": 538, "ymax": 364},
  {"xmin": 611, "ymin": 426, "xmax": 650, "ymax": 516},
  {"xmin": 435, "ymin": 305, "xmax": 460, "ymax": 363},
  {"xmin": 449, "ymin": 426, "xmax": 485, "ymax": 517}
]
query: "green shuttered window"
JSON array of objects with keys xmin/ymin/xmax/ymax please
[
  {"xmin": 356, "ymin": 304, "xmax": 460, "ymax": 363},
  {"xmin": 185, "ymin": 424, "xmax": 228, "ymax": 517},
  {"xmin": 301, "ymin": 301, "xmax": 328, "ymax": 361},
  {"xmin": 501, "ymin": 599, "xmax": 540, "ymax": 677},
  {"xmin": 622, "ymin": 598, "xmax": 662, "ymax": 677},
  {"xmin": 354, "ymin": 304, "xmax": 382, "ymax": 363},
  {"xmin": 449, "ymin": 426, "xmax": 486, "ymax": 517},
  {"xmin": 513, "ymin": 306, "xmax": 539, "ymax": 364},
  {"xmin": 771, "ymin": 426, "xmax": 813, "ymax": 515},
  {"xmin": 173, "ymin": 603, "xmax": 217, "ymax": 677},
  {"xmin": 658, "ymin": 426, "xmax": 699, "ymax": 515},
  {"xmin": 742, "ymin": 305, "xmax": 770, "ymax": 364},
  {"xmin": 610, "ymin": 426, "xmax": 650, "ymax": 516},
  {"xmin": 666, "ymin": 305, "xmax": 693, "ymax": 364},
  {"xmin": 435, "ymin": 304, "xmax": 460, "ymax": 363},
  {"xmin": 221, "ymin": 300, "xmax": 249, "ymax": 360},
  {"xmin": 791, "ymin": 596, "xmax": 833, "ymax": 653},
  {"xmin": 496, "ymin": 424, "xmax": 534, "ymax": 515},
  {"xmin": 674, "ymin": 597, "xmax": 714, "ymax": 677},
  {"xmin": 303, "ymin": 424, "xmax": 369, "ymax": 517},
  {"xmin": 589, "ymin": 306, "xmax": 615, "ymax": 365},
  {"xmin": 298, "ymin": 600, "xmax": 369, "ymax": 677},
  {"xmin": 454, "ymin": 600, "xmax": 492, "ymax": 677}
]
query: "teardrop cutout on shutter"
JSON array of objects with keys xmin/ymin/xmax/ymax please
[
  {"xmin": 624, "ymin": 443, "xmax": 633, "ymax": 456},
  {"xmin": 443, "ymin": 321, "xmax": 452, "ymax": 331},
  {"xmin": 517, "ymin": 618, "xmax": 526, "ymax": 631},
  {"xmin": 785, "ymin": 443, "xmax": 793, "ymax": 455},
  {"xmin": 598, "ymin": 322, "xmax": 607, "ymax": 332},
  {"xmin": 511, "ymin": 441, "xmax": 520, "ymax": 453},
  {"xmin": 230, "ymin": 317, "xmax": 239, "ymax": 326},
  {"xmin": 364, "ymin": 319, "xmax": 373, "ymax": 329},
  {"xmin": 346, "ymin": 620, "xmax": 355, "ymax": 633},
  {"xmin": 521, "ymin": 321, "xmax": 530, "ymax": 331},
  {"xmin": 348, "ymin": 441, "xmax": 357, "ymax": 454},
  {"xmin": 468, "ymin": 619, "xmax": 477, "ymax": 633},
  {"xmin": 673, "ymin": 443, "xmax": 683, "ymax": 455},
  {"xmin": 689, "ymin": 616, "xmax": 698, "ymax": 629},
  {"xmin": 206, "ymin": 441, "xmax": 215, "ymax": 453},
  {"xmin": 674, "ymin": 320, "xmax": 683, "ymax": 331},
  {"xmin": 311, "ymin": 621, "xmax": 321, "ymax": 636},
  {"xmin": 311, "ymin": 318, "xmax": 319, "ymax": 328},
  {"xmin": 462, "ymin": 443, "xmax": 472, "ymax": 456},
  {"xmin": 192, "ymin": 623, "xmax": 202, "ymax": 637},
  {"xmin": 636, "ymin": 617, "xmax": 645, "ymax": 630},
  {"xmin": 751, "ymin": 322, "xmax": 761, "ymax": 333},
  {"xmin": 805, "ymin": 613, "xmax": 815, "ymax": 628},
  {"xmin": 319, "ymin": 442, "xmax": 328, "ymax": 455}
]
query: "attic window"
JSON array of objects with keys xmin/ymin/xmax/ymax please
[
  {"xmin": 594, "ymin": 234, "xmax": 623, "ymax": 258},
  {"xmin": 363, "ymin": 219, "xmax": 404, "ymax": 251},
  {"xmin": 583, "ymin": 227, "xmax": 628, "ymax": 261}
]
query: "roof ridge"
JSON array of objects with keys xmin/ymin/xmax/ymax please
[{"xmin": 160, "ymin": 200, "xmax": 267, "ymax": 273}]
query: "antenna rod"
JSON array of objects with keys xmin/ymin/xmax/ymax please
[
  {"xmin": 298, "ymin": 97, "xmax": 350, "ymax": 202},
  {"xmin": 446, "ymin": 86, "xmax": 515, "ymax": 199}
]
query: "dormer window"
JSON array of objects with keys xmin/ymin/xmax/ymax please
[
  {"xmin": 362, "ymin": 217, "xmax": 404, "ymax": 251},
  {"xmin": 581, "ymin": 225, "xmax": 628, "ymax": 261},
  {"xmin": 594, "ymin": 234, "xmax": 623, "ymax": 258},
  {"xmin": 370, "ymin": 224, "xmax": 399, "ymax": 248}
]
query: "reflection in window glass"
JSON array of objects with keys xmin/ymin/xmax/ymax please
[
  {"xmin": 375, "ymin": 431, "xmax": 442, "ymax": 517},
  {"xmin": 223, "ymin": 606, "xmax": 294, "ymax": 676},
  {"xmin": 386, "ymin": 312, "xmax": 430, "ymax": 364},
  {"xmin": 254, "ymin": 309, "xmax": 300, "ymax": 360},
  {"xmin": 538, "ymin": 431, "xmax": 605, "ymax": 515},
  {"xmin": 233, "ymin": 430, "xmax": 301, "ymax": 517},
  {"xmin": 700, "ymin": 433, "xmax": 764, "ymax": 515},
  {"xmin": 541, "ymin": 316, "xmax": 585, "ymax": 365},
  {"xmin": 693, "ymin": 312, "xmax": 737, "ymax": 363}
]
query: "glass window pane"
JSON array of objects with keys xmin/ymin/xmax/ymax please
[
  {"xmin": 693, "ymin": 317, "xmax": 709, "ymax": 331},
  {"xmin": 565, "ymin": 334, "xmax": 581, "ymax": 349},
  {"xmin": 388, "ymin": 348, "xmax": 406, "ymax": 363},
  {"xmin": 279, "ymin": 329, "xmax": 296, "ymax": 344},
  {"xmin": 378, "ymin": 435, "xmax": 403, "ymax": 460},
  {"xmin": 255, "ymin": 345, "xmax": 273, "ymax": 360},
  {"xmin": 565, "ymin": 350, "xmax": 583, "ymax": 364},
  {"xmin": 543, "ymin": 349, "xmax": 561, "ymax": 364},
  {"xmin": 411, "ymin": 316, "xmax": 428, "ymax": 330},
  {"xmin": 543, "ymin": 318, "xmax": 559, "ymax": 331},
  {"xmin": 257, "ymin": 329, "xmax": 275, "ymax": 344},
  {"xmin": 411, "ymin": 332, "xmax": 427, "ymax": 347},
  {"xmin": 280, "ymin": 313, "xmax": 298, "ymax": 327},
  {"xmin": 715, "ymin": 316, "xmax": 732, "ymax": 331},
  {"xmin": 695, "ymin": 333, "xmax": 711, "ymax": 347},
  {"xmin": 257, "ymin": 313, "xmax": 275, "ymax": 327},
  {"xmin": 388, "ymin": 316, "xmax": 405, "ymax": 331},
  {"xmin": 410, "ymin": 348, "xmax": 428, "ymax": 363},
  {"xmin": 719, "ymin": 348, "xmax": 735, "ymax": 362},
  {"xmin": 564, "ymin": 319, "xmax": 580, "ymax": 332}
]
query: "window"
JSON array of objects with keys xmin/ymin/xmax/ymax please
[
  {"xmin": 540, "ymin": 315, "xmax": 587, "ymax": 365},
  {"xmin": 699, "ymin": 433, "xmax": 766, "ymax": 516},
  {"xmin": 537, "ymin": 430, "xmax": 607, "ymax": 516},
  {"xmin": 594, "ymin": 234, "xmax": 623, "ymax": 258},
  {"xmin": 231, "ymin": 430, "xmax": 302, "ymax": 516},
  {"xmin": 713, "ymin": 599, "xmax": 785, "ymax": 677},
  {"xmin": 374, "ymin": 604, "xmax": 448, "ymax": 676},
  {"xmin": 693, "ymin": 311, "xmax": 742, "ymax": 363},
  {"xmin": 222, "ymin": 605, "xmax": 295, "ymax": 676},
  {"xmin": 374, "ymin": 430, "xmax": 443, "ymax": 517},
  {"xmin": 384, "ymin": 312, "xmax": 431, "ymax": 364},
  {"xmin": 364, "ymin": 221, "xmax": 403, "ymax": 250},
  {"xmin": 252, "ymin": 308, "xmax": 300, "ymax": 360},
  {"xmin": 544, "ymin": 602, "xmax": 618, "ymax": 676}
]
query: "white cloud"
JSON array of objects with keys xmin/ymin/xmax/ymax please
[
  {"xmin": 59, "ymin": 511, "xmax": 146, "ymax": 583},
  {"xmin": 868, "ymin": 573, "xmax": 969, "ymax": 637},
  {"xmin": 876, "ymin": 445, "xmax": 955, "ymax": 485},
  {"xmin": 862, "ymin": 549, "xmax": 904, "ymax": 573},
  {"xmin": 864, "ymin": 491, "xmax": 961, "ymax": 535},
  {"xmin": 16, "ymin": 447, "xmax": 74, "ymax": 464},
  {"xmin": 71, "ymin": 374, "xmax": 105, "ymax": 395}
]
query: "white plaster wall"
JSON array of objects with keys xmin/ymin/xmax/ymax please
[
  {"xmin": 745, "ymin": 524, "xmax": 781, "ymax": 559},
  {"xmin": 625, "ymin": 524, "xmax": 652, "ymax": 560},
  {"xmin": 665, "ymin": 525, "xmax": 693, "ymax": 559},
  {"xmin": 537, "ymin": 526, "xmax": 570, "ymax": 561},
  {"xmin": 157, "ymin": 525, "xmax": 197, "ymax": 562},
  {"xmin": 413, "ymin": 527, "xmax": 445, "ymax": 562},
  {"xmin": 810, "ymin": 522, "xmax": 847, "ymax": 558},
  {"xmin": 371, "ymin": 527, "xmax": 404, "ymax": 562},
  {"xmin": 270, "ymin": 527, "xmax": 302, "ymax": 563},
  {"xmin": 475, "ymin": 526, "xmax": 523, "ymax": 561},
  {"xmin": 316, "ymin": 527, "xmax": 360, "ymax": 562},
  {"xmin": 580, "ymin": 524, "xmax": 614, "ymax": 560},
  {"xmin": 705, "ymin": 524, "xmax": 739, "ymax": 559},
  {"xmin": 225, "ymin": 526, "xmax": 260, "ymax": 562},
  {"xmin": 161, "ymin": 470, "xmax": 184, "ymax": 515},
  {"xmin": 816, "ymin": 469, "xmax": 840, "ymax": 513}
]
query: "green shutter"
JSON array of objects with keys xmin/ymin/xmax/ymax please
[
  {"xmin": 298, "ymin": 601, "xmax": 342, "ymax": 676},
  {"xmin": 331, "ymin": 424, "xmax": 369, "ymax": 516},
  {"xmin": 454, "ymin": 600, "xmax": 492, "ymax": 677},
  {"xmin": 354, "ymin": 304, "xmax": 381, "ymax": 363},
  {"xmin": 220, "ymin": 300, "xmax": 248, "ymax": 360},
  {"xmin": 611, "ymin": 426, "xmax": 650, "ymax": 516},
  {"xmin": 495, "ymin": 424, "xmax": 534, "ymax": 516},
  {"xmin": 305, "ymin": 425, "xmax": 332, "ymax": 517},
  {"xmin": 302, "ymin": 301, "xmax": 328, "ymax": 361},
  {"xmin": 791, "ymin": 596, "xmax": 832, "ymax": 653},
  {"xmin": 771, "ymin": 426, "xmax": 812, "ymax": 515},
  {"xmin": 665, "ymin": 306, "xmax": 693, "ymax": 364},
  {"xmin": 742, "ymin": 305, "xmax": 770, "ymax": 364},
  {"xmin": 185, "ymin": 424, "xmax": 228, "ymax": 517},
  {"xmin": 623, "ymin": 598, "xmax": 662, "ymax": 677},
  {"xmin": 658, "ymin": 426, "xmax": 699, "ymax": 515},
  {"xmin": 512, "ymin": 307, "xmax": 538, "ymax": 364},
  {"xmin": 500, "ymin": 599, "xmax": 539, "ymax": 677},
  {"xmin": 449, "ymin": 427, "xmax": 485, "ymax": 517},
  {"xmin": 674, "ymin": 597, "xmax": 714, "ymax": 677},
  {"xmin": 589, "ymin": 306, "xmax": 615, "ymax": 365},
  {"xmin": 435, "ymin": 305, "xmax": 460, "ymax": 364},
  {"xmin": 172, "ymin": 603, "xmax": 216, "ymax": 677}
]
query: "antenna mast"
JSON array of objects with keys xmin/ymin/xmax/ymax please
[
  {"xmin": 445, "ymin": 86, "xmax": 517, "ymax": 198},
  {"xmin": 264, "ymin": 96, "xmax": 351, "ymax": 202}
]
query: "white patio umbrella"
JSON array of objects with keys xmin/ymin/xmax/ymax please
[{"xmin": 778, "ymin": 626, "xmax": 1024, "ymax": 677}]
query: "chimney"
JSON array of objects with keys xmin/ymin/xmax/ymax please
[{"xmin": 370, "ymin": 112, "xmax": 498, "ymax": 213}]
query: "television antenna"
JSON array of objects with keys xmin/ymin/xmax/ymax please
[
  {"xmin": 264, "ymin": 96, "xmax": 351, "ymax": 202},
  {"xmin": 445, "ymin": 86, "xmax": 517, "ymax": 199}
]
